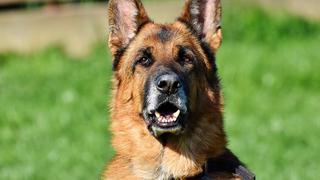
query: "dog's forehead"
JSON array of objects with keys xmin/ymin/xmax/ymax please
[{"xmin": 135, "ymin": 22, "xmax": 194, "ymax": 48}]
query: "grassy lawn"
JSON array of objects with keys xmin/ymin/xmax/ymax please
[
  {"xmin": 0, "ymin": 46, "xmax": 114, "ymax": 179},
  {"xmin": 1, "ymin": 3, "xmax": 320, "ymax": 180}
]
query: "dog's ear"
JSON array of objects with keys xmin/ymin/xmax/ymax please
[
  {"xmin": 179, "ymin": 0, "xmax": 222, "ymax": 52},
  {"xmin": 108, "ymin": 0, "xmax": 150, "ymax": 56}
]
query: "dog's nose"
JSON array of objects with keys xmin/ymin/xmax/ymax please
[{"xmin": 156, "ymin": 74, "xmax": 181, "ymax": 94}]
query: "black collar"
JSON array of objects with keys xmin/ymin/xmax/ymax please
[
  {"xmin": 193, "ymin": 150, "xmax": 256, "ymax": 180},
  {"xmin": 203, "ymin": 161, "xmax": 255, "ymax": 180}
]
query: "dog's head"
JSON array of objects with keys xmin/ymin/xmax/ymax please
[{"xmin": 108, "ymin": 0, "xmax": 223, "ymax": 138}]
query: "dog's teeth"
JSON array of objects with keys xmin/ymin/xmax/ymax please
[
  {"xmin": 173, "ymin": 110, "xmax": 180, "ymax": 118},
  {"xmin": 156, "ymin": 111, "xmax": 179, "ymax": 123},
  {"xmin": 159, "ymin": 117, "xmax": 163, "ymax": 122},
  {"xmin": 155, "ymin": 112, "xmax": 161, "ymax": 118}
]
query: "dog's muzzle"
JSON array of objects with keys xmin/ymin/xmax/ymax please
[{"xmin": 143, "ymin": 71, "xmax": 188, "ymax": 137}]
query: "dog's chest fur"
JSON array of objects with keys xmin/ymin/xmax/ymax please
[
  {"xmin": 131, "ymin": 145, "xmax": 203, "ymax": 180},
  {"xmin": 125, "ymin": 120, "xmax": 225, "ymax": 180}
]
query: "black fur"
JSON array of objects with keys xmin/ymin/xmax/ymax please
[{"xmin": 157, "ymin": 26, "xmax": 172, "ymax": 42}]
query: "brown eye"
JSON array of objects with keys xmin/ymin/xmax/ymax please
[
  {"xmin": 177, "ymin": 46, "xmax": 195, "ymax": 66},
  {"xmin": 181, "ymin": 55, "xmax": 193, "ymax": 64},
  {"xmin": 183, "ymin": 56, "xmax": 192, "ymax": 63},
  {"xmin": 138, "ymin": 57, "xmax": 152, "ymax": 67}
]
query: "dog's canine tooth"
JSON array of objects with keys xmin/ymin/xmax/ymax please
[
  {"xmin": 173, "ymin": 110, "xmax": 180, "ymax": 118},
  {"xmin": 155, "ymin": 111, "xmax": 161, "ymax": 118},
  {"xmin": 172, "ymin": 117, "xmax": 176, "ymax": 122}
]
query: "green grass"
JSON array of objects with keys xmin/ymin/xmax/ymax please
[
  {"xmin": 1, "ymin": 4, "xmax": 320, "ymax": 180},
  {"xmin": 219, "ymin": 39, "xmax": 320, "ymax": 180},
  {"xmin": 0, "ymin": 46, "xmax": 114, "ymax": 179}
]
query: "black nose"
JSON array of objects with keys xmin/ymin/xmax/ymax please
[{"xmin": 156, "ymin": 74, "xmax": 181, "ymax": 94}]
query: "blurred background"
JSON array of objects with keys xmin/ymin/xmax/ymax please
[{"xmin": 0, "ymin": 0, "xmax": 319, "ymax": 179}]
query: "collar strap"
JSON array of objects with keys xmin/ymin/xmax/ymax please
[{"xmin": 203, "ymin": 150, "xmax": 256, "ymax": 180}]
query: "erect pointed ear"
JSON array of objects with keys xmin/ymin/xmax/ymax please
[
  {"xmin": 108, "ymin": 0, "xmax": 150, "ymax": 56},
  {"xmin": 179, "ymin": 0, "xmax": 222, "ymax": 52}
]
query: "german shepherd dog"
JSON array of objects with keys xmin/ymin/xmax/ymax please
[{"xmin": 103, "ymin": 0, "xmax": 254, "ymax": 179}]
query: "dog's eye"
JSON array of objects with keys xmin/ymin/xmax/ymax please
[
  {"xmin": 181, "ymin": 55, "xmax": 193, "ymax": 64},
  {"xmin": 137, "ymin": 57, "xmax": 152, "ymax": 67},
  {"xmin": 183, "ymin": 56, "xmax": 192, "ymax": 63}
]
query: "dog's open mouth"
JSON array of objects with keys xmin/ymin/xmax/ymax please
[
  {"xmin": 154, "ymin": 102, "xmax": 180, "ymax": 126},
  {"xmin": 146, "ymin": 102, "xmax": 185, "ymax": 137}
]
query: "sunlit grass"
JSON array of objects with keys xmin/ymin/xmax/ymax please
[
  {"xmin": 0, "ymin": 46, "xmax": 114, "ymax": 179},
  {"xmin": 219, "ymin": 39, "xmax": 320, "ymax": 180}
]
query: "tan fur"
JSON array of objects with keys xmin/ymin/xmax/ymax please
[{"xmin": 103, "ymin": 0, "xmax": 245, "ymax": 179}]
